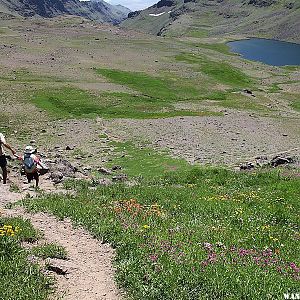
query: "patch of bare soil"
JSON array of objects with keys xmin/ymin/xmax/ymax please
[
  {"xmin": 0, "ymin": 179, "xmax": 120, "ymax": 300},
  {"xmin": 106, "ymin": 111, "xmax": 300, "ymax": 166}
]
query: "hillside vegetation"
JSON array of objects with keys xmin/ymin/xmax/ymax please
[
  {"xmin": 122, "ymin": 0, "xmax": 300, "ymax": 42},
  {"xmin": 23, "ymin": 165, "xmax": 300, "ymax": 300}
]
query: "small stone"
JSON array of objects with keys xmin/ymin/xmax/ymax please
[
  {"xmin": 112, "ymin": 165, "xmax": 122, "ymax": 171},
  {"xmin": 112, "ymin": 174, "xmax": 127, "ymax": 182},
  {"xmin": 98, "ymin": 167, "xmax": 112, "ymax": 175}
]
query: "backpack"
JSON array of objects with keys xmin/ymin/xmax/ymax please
[{"xmin": 23, "ymin": 154, "xmax": 37, "ymax": 174}]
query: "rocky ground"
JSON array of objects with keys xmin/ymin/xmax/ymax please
[{"xmin": 106, "ymin": 111, "xmax": 300, "ymax": 167}]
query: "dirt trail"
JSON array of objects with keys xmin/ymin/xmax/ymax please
[{"xmin": 0, "ymin": 182, "xmax": 121, "ymax": 300}]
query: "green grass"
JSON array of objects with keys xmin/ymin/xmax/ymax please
[
  {"xmin": 21, "ymin": 162, "xmax": 300, "ymax": 299},
  {"xmin": 96, "ymin": 68, "xmax": 201, "ymax": 101},
  {"xmin": 283, "ymin": 66, "xmax": 300, "ymax": 71},
  {"xmin": 30, "ymin": 87, "xmax": 221, "ymax": 119},
  {"xmin": 32, "ymin": 243, "xmax": 67, "ymax": 260},
  {"xmin": 194, "ymin": 43, "xmax": 233, "ymax": 55},
  {"xmin": 0, "ymin": 217, "xmax": 52, "ymax": 300},
  {"xmin": 291, "ymin": 99, "xmax": 300, "ymax": 112},
  {"xmin": 1, "ymin": 217, "xmax": 42, "ymax": 243},
  {"xmin": 268, "ymin": 83, "xmax": 282, "ymax": 93},
  {"xmin": 30, "ymin": 87, "xmax": 102, "ymax": 119},
  {"xmin": 215, "ymin": 93, "xmax": 268, "ymax": 111},
  {"xmin": 186, "ymin": 30, "xmax": 209, "ymax": 38},
  {"xmin": 105, "ymin": 141, "xmax": 191, "ymax": 178},
  {"xmin": 176, "ymin": 53, "xmax": 254, "ymax": 88}
]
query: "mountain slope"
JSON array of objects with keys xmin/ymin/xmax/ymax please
[
  {"xmin": 0, "ymin": 0, "xmax": 130, "ymax": 24},
  {"xmin": 121, "ymin": 0, "xmax": 300, "ymax": 42}
]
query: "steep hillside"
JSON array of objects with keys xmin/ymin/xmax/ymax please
[
  {"xmin": 0, "ymin": 0, "xmax": 130, "ymax": 24},
  {"xmin": 121, "ymin": 0, "xmax": 300, "ymax": 42}
]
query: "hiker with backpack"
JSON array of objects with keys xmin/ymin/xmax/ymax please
[
  {"xmin": 17, "ymin": 146, "xmax": 48, "ymax": 187},
  {"xmin": 0, "ymin": 132, "xmax": 16, "ymax": 184}
]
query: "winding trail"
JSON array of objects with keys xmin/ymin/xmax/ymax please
[{"xmin": 0, "ymin": 182, "xmax": 120, "ymax": 300}]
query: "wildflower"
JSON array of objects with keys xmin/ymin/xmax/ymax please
[
  {"xmin": 253, "ymin": 256, "xmax": 261, "ymax": 265},
  {"xmin": 230, "ymin": 245, "xmax": 237, "ymax": 252},
  {"xmin": 262, "ymin": 225, "xmax": 270, "ymax": 231},
  {"xmin": 143, "ymin": 225, "xmax": 150, "ymax": 229},
  {"xmin": 201, "ymin": 260, "xmax": 209, "ymax": 267},
  {"xmin": 149, "ymin": 254, "xmax": 158, "ymax": 262},
  {"xmin": 262, "ymin": 248, "xmax": 273, "ymax": 257},
  {"xmin": 269, "ymin": 236, "xmax": 279, "ymax": 242},
  {"xmin": 238, "ymin": 248, "xmax": 249, "ymax": 257},
  {"xmin": 216, "ymin": 241, "xmax": 225, "ymax": 248},
  {"xmin": 208, "ymin": 252, "xmax": 217, "ymax": 263},
  {"xmin": 203, "ymin": 242, "xmax": 213, "ymax": 251},
  {"xmin": 290, "ymin": 262, "xmax": 300, "ymax": 273}
]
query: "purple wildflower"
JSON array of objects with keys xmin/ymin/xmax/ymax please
[
  {"xmin": 208, "ymin": 252, "xmax": 217, "ymax": 263},
  {"xmin": 290, "ymin": 262, "xmax": 300, "ymax": 273},
  {"xmin": 238, "ymin": 248, "xmax": 249, "ymax": 257},
  {"xmin": 149, "ymin": 254, "xmax": 159, "ymax": 262},
  {"xmin": 201, "ymin": 260, "xmax": 209, "ymax": 267},
  {"xmin": 203, "ymin": 242, "xmax": 213, "ymax": 251}
]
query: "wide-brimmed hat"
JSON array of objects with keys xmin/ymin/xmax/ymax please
[{"xmin": 24, "ymin": 145, "xmax": 36, "ymax": 154}]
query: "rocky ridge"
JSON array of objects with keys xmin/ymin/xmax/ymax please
[{"xmin": 0, "ymin": 0, "xmax": 130, "ymax": 24}]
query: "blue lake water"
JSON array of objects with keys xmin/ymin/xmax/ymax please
[{"xmin": 227, "ymin": 38, "xmax": 300, "ymax": 66}]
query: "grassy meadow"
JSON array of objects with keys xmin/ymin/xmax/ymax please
[
  {"xmin": 28, "ymin": 66, "xmax": 230, "ymax": 120},
  {"xmin": 21, "ymin": 163, "xmax": 300, "ymax": 300}
]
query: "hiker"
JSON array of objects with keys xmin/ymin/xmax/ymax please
[
  {"xmin": 0, "ymin": 132, "xmax": 16, "ymax": 184},
  {"xmin": 18, "ymin": 146, "xmax": 46, "ymax": 187}
]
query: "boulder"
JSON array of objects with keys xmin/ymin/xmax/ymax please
[
  {"xmin": 270, "ymin": 156, "xmax": 294, "ymax": 167},
  {"xmin": 49, "ymin": 171, "xmax": 64, "ymax": 184},
  {"xmin": 47, "ymin": 159, "xmax": 78, "ymax": 183},
  {"xmin": 240, "ymin": 162, "xmax": 255, "ymax": 170},
  {"xmin": 98, "ymin": 167, "xmax": 112, "ymax": 175}
]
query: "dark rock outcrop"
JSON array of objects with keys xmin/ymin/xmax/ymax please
[
  {"xmin": 247, "ymin": 0, "xmax": 276, "ymax": 7},
  {"xmin": 156, "ymin": 0, "xmax": 175, "ymax": 8},
  {"xmin": 128, "ymin": 10, "xmax": 141, "ymax": 18},
  {"xmin": 270, "ymin": 156, "xmax": 294, "ymax": 167}
]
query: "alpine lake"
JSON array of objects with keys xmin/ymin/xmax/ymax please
[{"xmin": 227, "ymin": 38, "xmax": 300, "ymax": 66}]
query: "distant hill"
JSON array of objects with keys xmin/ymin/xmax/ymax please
[
  {"xmin": 0, "ymin": 0, "xmax": 131, "ymax": 24},
  {"xmin": 121, "ymin": 0, "xmax": 300, "ymax": 42}
]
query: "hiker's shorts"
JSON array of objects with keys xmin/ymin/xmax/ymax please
[
  {"xmin": 26, "ymin": 172, "xmax": 39, "ymax": 182},
  {"xmin": 0, "ymin": 155, "xmax": 7, "ymax": 168}
]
